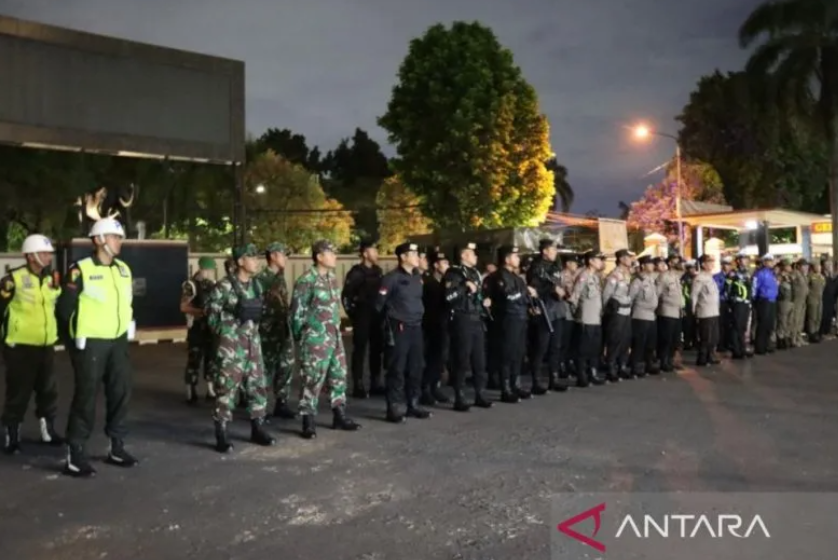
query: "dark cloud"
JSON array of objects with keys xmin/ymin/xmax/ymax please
[{"xmin": 1, "ymin": 0, "xmax": 762, "ymax": 215}]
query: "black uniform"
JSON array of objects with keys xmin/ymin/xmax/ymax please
[
  {"xmin": 485, "ymin": 265, "xmax": 531, "ymax": 402},
  {"xmin": 525, "ymin": 254, "xmax": 564, "ymax": 393},
  {"xmin": 183, "ymin": 275, "xmax": 216, "ymax": 395},
  {"xmin": 681, "ymin": 271, "xmax": 697, "ymax": 349},
  {"xmin": 421, "ymin": 267, "xmax": 450, "ymax": 404},
  {"xmin": 443, "ymin": 262, "xmax": 493, "ymax": 411},
  {"xmin": 375, "ymin": 254, "xmax": 427, "ymax": 422},
  {"xmin": 728, "ymin": 265, "xmax": 752, "ymax": 359},
  {"xmin": 342, "ymin": 262, "xmax": 385, "ymax": 396}
]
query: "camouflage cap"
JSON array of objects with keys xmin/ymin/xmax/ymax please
[
  {"xmin": 266, "ymin": 242, "xmax": 287, "ymax": 254},
  {"xmin": 233, "ymin": 243, "xmax": 260, "ymax": 260},
  {"xmin": 311, "ymin": 239, "xmax": 336, "ymax": 258},
  {"xmin": 197, "ymin": 256, "xmax": 216, "ymax": 270}
]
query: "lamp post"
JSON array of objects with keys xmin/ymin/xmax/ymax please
[{"xmin": 633, "ymin": 124, "xmax": 684, "ymax": 254}]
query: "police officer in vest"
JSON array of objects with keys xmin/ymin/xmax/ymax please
[
  {"xmin": 1, "ymin": 234, "xmax": 64, "ymax": 454},
  {"xmin": 57, "ymin": 218, "xmax": 138, "ymax": 477}
]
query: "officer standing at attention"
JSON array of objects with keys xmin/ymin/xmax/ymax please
[
  {"xmin": 601, "ymin": 249, "xmax": 633, "ymax": 381},
  {"xmin": 714, "ymin": 256, "xmax": 734, "ymax": 352},
  {"xmin": 559, "ymin": 255, "xmax": 580, "ymax": 376},
  {"xmin": 206, "ymin": 243, "xmax": 275, "ymax": 453},
  {"xmin": 1, "ymin": 234, "xmax": 63, "ymax": 455},
  {"xmin": 418, "ymin": 248, "xmax": 429, "ymax": 274},
  {"xmin": 775, "ymin": 258, "xmax": 794, "ymax": 349},
  {"xmin": 681, "ymin": 260, "xmax": 698, "ymax": 349},
  {"xmin": 790, "ymin": 259, "xmax": 810, "ymax": 347},
  {"xmin": 806, "ymin": 260, "xmax": 826, "ymax": 343},
  {"xmin": 420, "ymin": 250, "xmax": 451, "ymax": 406},
  {"xmin": 255, "ymin": 242, "xmax": 296, "ymax": 419},
  {"xmin": 692, "ymin": 255, "xmax": 721, "ymax": 366},
  {"xmin": 752, "ymin": 254, "xmax": 778, "ymax": 355},
  {"xmin": 485, "ymin": 246, "xmax": 534, "ymax": 403},
  {"xmin": 375, "ymin": 242, "xmax": 429, "ymax": 422},
  {"xmin": 727, "ymin": 253, "xmax": 753, "ymax": 359},
  {"xmin": 525, "ymin": 239, "xmax": 564, "ymax": 394},
  {"xmin": 342, "ymin": 240, "xmax": 385, "ymax": 398},
  {"xmin": 629, "ymin": 255, "xmax": 660, "ymax": 377},
  {"xmin": 291, "ymin": 240, "xmax": 360, "ymax": 439},
  {"xmin": 656, "ymin": 254, "xmax": 684, "ymax": 372},
  {"xmin": 181, "ymin": 256, "xmax": 218, "ymax": 404},
  {"xmin": 444, "ymin": 242, "xmax": 494, "ymax": 411},
  {"xmin": 568, "ymin": 250, "xmax": 606, "ymax": 387},
  {"xmin": 57, "ymin": 218, "xmax": 137, "ymax": 477}
]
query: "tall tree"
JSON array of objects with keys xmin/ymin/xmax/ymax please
[
  {"xmin": 545, "ymin": 157, "xmax": 574, "ymax": 212},
  {"xmin": 378, "ymin": 21, "xmax": 555, "ymax": 231},
  {"xmin": 321, "ymin": 128, "xmax": 392, "ymax": 239},
  {"xmin": 627, "ymin": 159, "xmax": 726, "ymax": 246},
  {"xmin": 375, "ymin": 175, "xmax": 432, "ymax": 253},
  {"xmin": 253, "ymin": 128, "xmax": 322, "ymax": 171},
  {"xmin": 739, "ymin": 0, "xmax": 838, "ymax": 254},
  {"xmin": 677, "ymin": 70, "xmax": 827, "ymax": 210},
  {"xmin": 244, "ymin": 151, "xmax": 353, "ymax": 251}
]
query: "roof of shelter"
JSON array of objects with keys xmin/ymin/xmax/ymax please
[{"xmin": 680, "ymin": 208, "xmax": 826, "ymax": 229}]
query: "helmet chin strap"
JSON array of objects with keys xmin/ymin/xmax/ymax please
[
  {"xmin": 98, "ymin": 234, "xmax": 115, "ymax": 257},
  {"xmin": 33, "ymin": 253, "xmax": 45, "ymax": 268}
]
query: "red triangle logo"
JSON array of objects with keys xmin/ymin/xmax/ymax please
[{"xmin": 556, "ymin": 502, "xmax": 606, "ymax": 552}]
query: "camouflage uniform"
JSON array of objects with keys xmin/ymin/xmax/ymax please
[
  {"xmin": 206, "ymin": 247, "xmax": 269, "ymax": 423},
  {"xmin": 290, "ymin": 265, "xmax": 347, "ymax": 415},
  {"xmin": 255, "ymin": 242, "xmax": 295, "ymax": 406},
  {"xmin": 182, "ymin": 257, "xmax": 217, "ymax": 398}
]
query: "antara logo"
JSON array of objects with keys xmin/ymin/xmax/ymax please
[{"xmin": 557, "ymin": 503, "xmax": 771, "ymax": 553}]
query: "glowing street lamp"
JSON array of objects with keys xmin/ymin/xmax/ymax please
[
  {"xmin": 631, "ymin": 123, "xmax": 684, "ymax": 253},
  {"xmin": 255, "ymin": 184, "xmax": 266, "ymax": 194}
]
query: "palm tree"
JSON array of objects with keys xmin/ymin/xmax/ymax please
[
  {"xmin": 739, "ymin": 0, "xmax": 838, "ymax": 259},
  {"xmin": 545, "ymin": 157, "xmax": 575, "ymax": 212}
]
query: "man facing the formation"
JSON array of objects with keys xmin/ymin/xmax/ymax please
[{"xmin": 181, "ymin": 256, "xmax": 217, "ymax": 404}]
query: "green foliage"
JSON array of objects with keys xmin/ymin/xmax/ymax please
[
  {"xmin": 545, "ymin": 157, "xmax": 574, "ymax": 212},
  {"xmin": 677, "ymin": 70, "xmax": 828, "ymax": 210},
  {"xmin": 252, "ymin": 128, "xmax": 322, "ymax": 171},
  {"xmin": 375, "ymin": 175, "xmax": 431, "ymax": 253},
  {"xmin": 244, "ymin": 151, "xmax": 353, "ymax": 252},
  {"xmin": 378, "ymin": 21, "xmax": 555, "ymax": 231}
]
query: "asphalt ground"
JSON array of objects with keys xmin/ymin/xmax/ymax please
[{"xmin": 1, "ymin": 338, "xmax": 838, "ymax": 559}]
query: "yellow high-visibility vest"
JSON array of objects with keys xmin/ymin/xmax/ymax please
[
  {"xmin": 73, "ymin": 257, "xmax": 133, "ymax": 340},
  {"xmin": 3, "ymin": 266, "xmax": 60, "ymax": 347}
]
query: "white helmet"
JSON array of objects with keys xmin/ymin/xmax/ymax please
[
  {"xmin": 89, "ymin": 218, "xmax": 125, "ymax": 238},
  {"xmin": 21, "ymin": 234, "xmax": 54, "ymax": 254}
]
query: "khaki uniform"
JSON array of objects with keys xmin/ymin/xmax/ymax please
[
  {"xmin": 790, "ymin": 270, "xmax": 809, "ymax": 346},
  {"xmin": 691, "ymin": 271, "xmax": 720, "ymax": 364},
  {"xmin": 628, "ymin": 273, "xmax": 659, "ymax": 374},
  {"xmin": 807, "ymin": 272, "xmax": 826, "ymax": 336},
  {"xmin": 569, "ymin": 268, "xmax": 604, "ymax": 383},
  {"xmin": 776, "ymin": 273, "xmax": 794, "ymax": 343}
]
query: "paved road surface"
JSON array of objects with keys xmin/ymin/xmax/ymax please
[{"xmin": 1, "ymin": 340, "xmax": 837, "ymax": 559}]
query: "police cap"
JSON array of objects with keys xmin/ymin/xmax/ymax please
[
  {"xmin": 638, "ymin": 255, "xmax": 653, "ymax": 266},
  {"xmin": 429, "ymin": 250, "xmax": 448, "ymax": 264},
  {"xmin": 311, "ymin": 239, "xmax": 336, "ymax": 259},
  {"xmin": 583, "ymin": 250, "xmax": 605, "ymax": 263},
  {"xmin": 652, "ymin": 257, "xmax": 663, "ymax": 265},
  {"xmin": 538, "ymin": 238, "xmax": 556, "ymax": 251},
  {"xmin": 460, "ymin": 242, "xmax": 477, "ymax": 253},
  {"xmin": 797, "ymin": 258, "xmax": 809, "ymax": 266},
  {"xmin": 698, "ymin": 254, "xmax": 714, "ymax": 264},
  {"xmin": 395, "ymin": 242, "xmax": 419, "ymax": 257},
  {"xmin": 721, "ymin": 255, "xmax": 733, "ymax": 264},
  {"xmin": 762, "ymin": 253, "xmax": 775, "ymax": 261},
  {"xmin": 667, "ymin": 254, "xmax": 682, "ymax": 262},
  {"xmin": 233, "ymin": 243, "xmax": 260, "ymax": 260},
  {"xmin": 358, "ymin": 239, "xmax": 377, "ymax": 253},
  {"xmin": 615, "ymin": 249, "xmax": 630, "ymax": 260},
  {"xmin": 684, "ymin": 259, "xmax": 696, "ymax": 268},
  {"xmin": 497, "ymin": 245, "xmax": 519, "ymax": 262}
]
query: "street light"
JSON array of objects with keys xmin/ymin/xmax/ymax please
[
  {"xmin": 632, "ymin": 123, "xmax": 684, "ymax": 253},
  {"xmin": 255, "ymin": 184, "xmax": 266, "ymax": 194}
]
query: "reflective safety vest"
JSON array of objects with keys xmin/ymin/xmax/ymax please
[
  {"xmin": 73, "ymin": 257, "xmax": 133, "ymax": 340},
  {"xmin": 3, "ymin": 266, "xmax": 60, "ymax": 347}
]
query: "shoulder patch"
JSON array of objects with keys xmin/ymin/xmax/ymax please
[{"xmin": 69, "ymin": 268, "xmax": 81, "ymax": 283}]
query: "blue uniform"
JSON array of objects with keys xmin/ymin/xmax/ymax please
[
  {"xmin": 752, "ymin": 268, "xmax": 778, "ymax": 302},
  {"xmin": 713, "ymin": 272, "xmax": 727, "ymax": 302},
  {"xmin": 752, "ymin": 266, "xmax": 778, "ymax": 354}
]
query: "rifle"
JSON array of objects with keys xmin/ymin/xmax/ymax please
[{"xmin": 527, "ymin": 295, "xmax": 554, "ymax": 333}]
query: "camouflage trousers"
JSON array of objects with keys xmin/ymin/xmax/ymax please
[
  {"xmin": 183, "ymin": 329, "xmax": 216, "ymax": 386},
  {"xmin": 298, "ymin": 327, "xmax": 347, "ymax": 416},
  {"xmin": 213, "ymin": 335, "xmax": 268, "ymax": 422},
  {"xmin": 261, "ymin": 334, "xmax": 295, "ymax": 401}
]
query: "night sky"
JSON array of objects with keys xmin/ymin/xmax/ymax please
[{"xmin": 1, "ymin": 0, "xmax": 762, "ymax": 215}]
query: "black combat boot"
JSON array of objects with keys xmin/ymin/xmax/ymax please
[
  {"xmin": 531, "ymin": 374, "xmax": 548, "ymax": 395},
  {"xmin": 301, "ymin": 415, "xmax": 318, "ymax": 438},
  {"xmin": 250, "ymin": 418, "xmax": 276, "ymax": 446},
  {"xmin": 590, "ymin": 367, "xmax": 606, "ymax": 385},
  {"xmin": 549, "ymin": 370, "xmax": 569, "ymax": 391},
  {"xmin": 453, "ymin": 390, "xmax": 471, "ymax": 412},
  {"xmin": 186, "ymin": 384, "xmax": 199, "ymax": 405},
  {"xmin": 272, "ymin": 400, "xmax": 296, "ymax": 419},
  {"xmin": 386, "ymin": 405, "xmax": 405, "ymax": 423},
  {"xmin": 696, "ymin": 352, "xmax": 707, "ymax": 366},
  {"xmin": 576, "ymin": 366, "xmax": 590, "ymax": 388},
  {"xmin": 511, "ymin": 375, "xmax": 532, "ymax": 399},
  {"xmin": 500, "ymin": 379, "xmax": 520, "ymax": 403},
  {"xmin": 39, "ymin": 417, "xmax": 64, "ymax": 446},
  {"xmin": 473, "ymin": 391, "xmax": 493, "ymax": 408},
  {"xmin": 106, "ymin": 438, "xmax": 139, "ymax": 467},
  {"xmin": 3, "ymin": 424, "xmax": 21, "ymax": 455},
  {"xmin": 64, "ymin": 444, "xmax": 96, "ymax": 477},
  {"xmin": 605, "ymin": 363, "xmax": 620, "ymax": 383},
  {"xmin": 332, "ymin": 406, "xmax": 361, "ymax": 430},
  {"xmin": 214, "ymin": 421, "xmax": 233, "ymax": 453},
  {"xmin": 419, "ymin": 386, "xmax": 437, "ymax": 406},
  {"xmin": 432, "ymin": 384, "xmax": 450, "ymax": 404},
  {"xmin": 406, "ymin": 399, "xmax": 432, "ymax": 418},
  {"xmin": 647, "ymin": 361, "xmax": 661, "ymax": 375}
]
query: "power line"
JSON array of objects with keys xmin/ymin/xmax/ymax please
[{"xmin": 248, "ymin": 204, "xmax": 422, "ymax": 215}]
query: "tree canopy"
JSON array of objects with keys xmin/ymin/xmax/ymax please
[
  {"xmin": 378, "ymin": 21, "xmax": 555, "ymax": 231},
  {"xmin": 375, "ymin": 175, "xmax": 432, "ymax": 253},
  {"xmin": 545, "ymin": 157, "xmax": 574, "ymax": 212}
]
